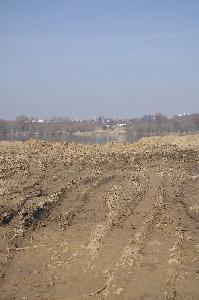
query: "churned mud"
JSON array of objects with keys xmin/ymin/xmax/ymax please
[{"xmin": 0, "ymin": 135, "xmax": 199, "ymax": 300}]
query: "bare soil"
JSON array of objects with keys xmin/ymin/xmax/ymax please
[{"xmin": 0, "ymin": 135, "xmax": 199, "ymax": 300}]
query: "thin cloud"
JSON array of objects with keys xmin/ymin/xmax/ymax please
[
  {"xmin": 133, "ymin": 25, "xmax": 199, "ymax": 54},
  {"xmin": 0, "ymin": 25, "xmax": 198, "ymax": 47}
]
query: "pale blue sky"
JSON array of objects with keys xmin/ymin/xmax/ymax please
[{"xmin": 0, "ymin": 0, "xmax": 199, "ymax": 119}]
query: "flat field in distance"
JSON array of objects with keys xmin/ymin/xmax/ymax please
[{"xmin": 0, "ymin": 135, "xmax": 199, "ymax": 300}]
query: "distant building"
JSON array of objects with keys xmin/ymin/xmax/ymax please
[
  {"xmin": 116, "ymin": 123, "xmax": 127, "ymax": 127},
  {"xmin": 31, "ymin": 119, "xmax": 45, "ymax": 123},
  {"xmin": 178, "ymin": 113, "xmax": 191, "ymax": 117}
]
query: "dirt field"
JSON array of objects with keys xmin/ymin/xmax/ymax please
[{"xmin": 0, "ymin": 135, "xmax": 199, "ymax": 300}]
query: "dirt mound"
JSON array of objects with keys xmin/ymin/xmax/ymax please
[{"xmin": 0, "ymin": 135, "xmax": 199, "ymax": 300}]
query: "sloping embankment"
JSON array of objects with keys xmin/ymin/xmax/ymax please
[{"xmin": 0, "ymin": 135, "xmax": 199, "ymax": 300}]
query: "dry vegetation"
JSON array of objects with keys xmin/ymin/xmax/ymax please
[{"xmin": 0, "ymin": 135, "xmax": 199, "ymax": 299}]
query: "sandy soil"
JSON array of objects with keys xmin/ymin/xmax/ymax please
[{"xmin": 0, "ymin": 135, "xmax": 199, "ymax": 300}]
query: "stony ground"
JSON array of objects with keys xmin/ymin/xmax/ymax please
[{"xmin": 0, "ymin": 135, "xmax": 199, "ymax": 300}]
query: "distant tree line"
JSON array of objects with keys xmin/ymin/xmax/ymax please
[
  {"xmin": 125, "ymin": 113, "xmax": 199, "ymax": 139},
  {"xmin": 0, "ymin": 116, "xmax": 96, "ymax": 140},
  {"xmin": 0, "ymin": 113, "xmax": 199, "ymax": 141}
]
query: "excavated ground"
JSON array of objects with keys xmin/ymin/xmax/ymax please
[{"xmin": 0, "ymin": 135, "xmax": 199, "ymax": 300}]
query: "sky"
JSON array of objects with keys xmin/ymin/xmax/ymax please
[{"xmin": 0, "ymin": 0, "xmax": 199, "ymax": 120}]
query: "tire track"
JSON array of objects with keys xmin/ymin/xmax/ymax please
[{"xmin": 87, "ymin": 170, "xmax": 165, "ymax": 298}]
